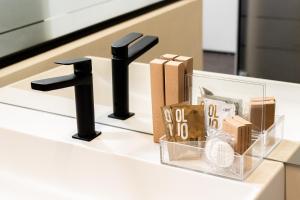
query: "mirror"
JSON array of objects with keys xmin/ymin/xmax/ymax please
[
  {"xmin": 238, "ymin": 0, "xmax": 300, "ymax": 83},
  {"xmin": 203, "ymin": 0, "xmax": 300, "ymax": 84},
  {"xmin": 0, "ymin": 0, "xmax": 166, "ymax": 67}
]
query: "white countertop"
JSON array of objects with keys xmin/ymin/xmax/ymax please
[{"xmin": 0, "ymin": 102, "xmax": 284, "ymax": 200}]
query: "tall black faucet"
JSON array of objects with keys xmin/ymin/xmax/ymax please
[
  {"xmin": 31, "ymin": 57, "xmax": 101, "ymax": 141},
  {"xmin": 108, "ymin": 32, "xmax": 159, "ymax": 120}
]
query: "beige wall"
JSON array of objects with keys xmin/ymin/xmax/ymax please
[{"xmin": 0, "ymin": 0, "xmax": 202, "ymax": 86}]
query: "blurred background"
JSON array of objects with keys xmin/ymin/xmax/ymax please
[{"xmin": 203, "ymin": 0, "xmax": 300, "ymax": 84}]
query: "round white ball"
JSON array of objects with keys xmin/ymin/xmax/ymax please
[{"xmin": 205, "ymin": 138, "xmax": 235, "ymax": 168}]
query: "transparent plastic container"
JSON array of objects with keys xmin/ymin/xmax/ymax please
[
  {"xmin": 160, "ymin": 73, "xmax": 284, "ymax": 180},
  {"xmin": 160, "ymin": 116, "xmax": 284, "ymax": 180}
]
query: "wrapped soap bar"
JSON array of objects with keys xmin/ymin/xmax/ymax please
[
  {"xmin": 161, "ymin": 103, "xmax": 205, "ymax": 161},
  {"xmin": 201, "ymin": 97, "xmax": 236, "ymax": 131},
  {"xmin": 161, "ymin": 103, "xmax": 206, "ymax": 142},
  {"xmin": 197, "ymin": 87, "xmax": 243, "ymax": 131},
  {"xmin": 204, "ymin": 95, "xmax": 242, "ymax": 115},
  {"xmin": 161, "ymin": 105, "xmax": 176, "ymax": 142},
  {"xmin": 171, "ymin": 104, "xmax": 206, "ymax": 142}
]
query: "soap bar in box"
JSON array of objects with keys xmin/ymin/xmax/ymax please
[
  {"xmin": 174, "ymin": 56, "xmax": 193, "ymax": 75},
  {"xmin": 174, "ymin": 56, "xmax": 193, "ymax": 101},
  {"xmin": 233, "ymin": 116, "xmax": 252, "ymax": 149},
  {"xmin": 222, "ymin": 116, "xmax": 252, "ymax": 154},
  {"xmin": 150, "ymin": 59, "xmax": 169, "ymax": 143},
  {"xmin": 160, "ymin": 53, "xmax": 178, "ymax": 60},
  {"xmin": 164, "ymin": 61, "xmax": 185, "ymax": 105},
  {"xmin": 250, "ymin": 97, "xmax": 275, "ymax": 131},
  {"xmin": 223, "ymin": 118, "xmax": 245, "ymax": 154}
]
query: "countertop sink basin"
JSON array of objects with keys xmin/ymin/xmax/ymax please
[
  {"xmin": 0, "ymin": 127, "xmax": 284, "ymax": 200},
  {"xmin": 0, "ymin": 129, "xmax": 163, "ymax": 200}
]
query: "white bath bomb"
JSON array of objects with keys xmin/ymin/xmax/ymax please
[{"xmin": 205, "ymin": 138, "xmax": 235, "ymax": 168}]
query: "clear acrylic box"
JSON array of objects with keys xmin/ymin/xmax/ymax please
[{"xmin": 160, "ymin": 73, "xmax": 284, "ymax": 180}]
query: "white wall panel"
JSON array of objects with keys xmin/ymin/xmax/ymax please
[{"xmin": 203, "ymin": 0, "xmax": 239, "ymax": 53}]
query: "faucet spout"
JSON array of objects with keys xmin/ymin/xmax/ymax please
[
  {"xmin": 109, "ymin": 32, "xmax": 159, "ymax": 120},
  {"xmin": 31, "ymin": 57, "xmax": 101, "ymax": 141}
]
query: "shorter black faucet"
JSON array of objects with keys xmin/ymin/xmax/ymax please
[
  {"xmin": 109, "ymin": 32, "xmax": 159, "ymax": 120},
  {"xmin": 31, "ymin": 57, "xmax": 101, "ymax": 141}
]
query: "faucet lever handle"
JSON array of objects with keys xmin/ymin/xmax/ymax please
[
  {"xmin": 55, "ymin": 57, "xmax": 92, "ymax": 75},
  {"xmin": 128, "ymin": 35, "xmax": 159, "ymax": 60},
  {"xmin": 111, "ymin": 32, "xmax": 143, "ymax": 58},
  {"xmin": 31, "ymin": 74, "xmax": 77, "ymax": 91},
  {"xmin": 55, "ymin": 57, "xmax": 91, "ymax": 65}
]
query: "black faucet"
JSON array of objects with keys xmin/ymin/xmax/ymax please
[
  {"xmin": 31, "ymin": 57, "xmax": 101, "ymax": 141},
  {"xmin": 108, "ymin": 32, "xmax": 159, "ymax": 120}
]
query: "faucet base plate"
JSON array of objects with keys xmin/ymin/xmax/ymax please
[
  {"xmin": 72, "ymin": 131, "xmax": 101, "ymax": 142},
  {"xmin": 108, "ymin": 112, "xmax": 135, "ymax": 120}
]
